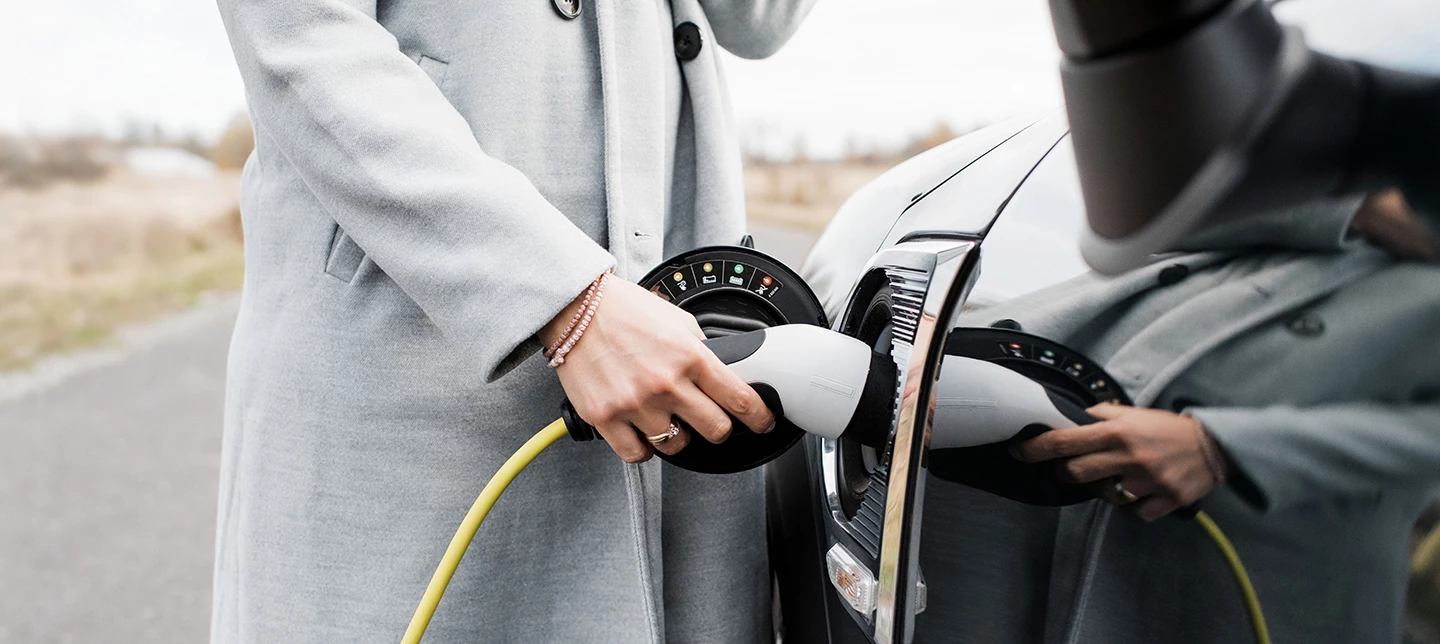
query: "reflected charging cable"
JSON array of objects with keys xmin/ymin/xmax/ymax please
[{"xmin": 1194, "ymin": 510, "xmax": 1270, "ymax": 644}]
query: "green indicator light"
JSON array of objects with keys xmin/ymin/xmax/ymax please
[
  {"xmin": 1043, "ymin": 350, "xmax": 1055, "ymax": 357},
  {"xmin": 734, "ymin": 264, "xmax": 745, "ymax": 274}
]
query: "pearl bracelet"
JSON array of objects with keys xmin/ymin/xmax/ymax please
[{"xmin": 546, "ymin": 270, "xmax": 612, "ymax": 369}]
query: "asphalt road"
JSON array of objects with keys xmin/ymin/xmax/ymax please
[
  {"xmin": 0, "ymin": 222, "xmax": 818, "ymax": 644},
  {"xmin": 0, "ymin": 298, "xmax": 237, "ymax": 644}
]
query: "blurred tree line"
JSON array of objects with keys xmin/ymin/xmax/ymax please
[
  {"xmin": 741, "ymin": 120, "xmax": 983, "ymax": 167},
  {"xmin": 0, "ymin": 112, "xmax": 254, "ymax": 190}
]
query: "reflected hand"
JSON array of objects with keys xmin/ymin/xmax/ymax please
[
  {"xmin": 1350, "ymin": 189, "xmax": 1440, "ymax": 262},
  {"xmin": 1015, "ymin": 403, "xmax": 1225, "ymax": 521}
]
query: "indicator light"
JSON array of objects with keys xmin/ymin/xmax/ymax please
[
  {"xmin": 734, "ymin": 264, "xmax": 745, "ymax": 274},
  {"xmin": 761, "ymin": 276, "xmax": 772, "ymax": 286},
  {"xmin": 917, "ymin": 573, "xmax": 929, "ymax": 614},
  {"xmin": 702, "ymin": 263, "xmax": 713, "ymax": 272},
  {"xmin": 673, "ymin": 272, "xmax": 683, "ymax": 282},
  {"xmin": 825, "ymin": 544, "xmax": 876, "ymax": 615},
  {"xmin": 1009, "ymin": 343, "xmax": 1022, "ymax": 350}
]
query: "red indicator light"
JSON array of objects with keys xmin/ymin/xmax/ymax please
[
  {"xmin": 761, "ymin": 276, "xmax": 772, "ymax": 286},
  {"xmin": 1009, "ymin": 343, "xmax": 1022, "ymax": 349}
]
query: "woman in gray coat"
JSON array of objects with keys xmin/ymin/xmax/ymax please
[{"xmin": 211, "ymin": 1, "xmax": 813, "ymax": 642}]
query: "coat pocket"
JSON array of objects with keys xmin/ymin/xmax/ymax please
[{"xmin": 325, "ymin": 223, "xmax": 367, "ymax": 283}]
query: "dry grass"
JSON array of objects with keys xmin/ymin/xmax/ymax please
[
  {"xmin": 0, "ymin": 170, "xmax": 245, "ymax": 371},
  {"xmin": 744, "ymin": 162, "xmax": 892, "ymax": 231},
  {"xmin": 0, "ymin": 156, "xmax": 870, "ymax": 370}
]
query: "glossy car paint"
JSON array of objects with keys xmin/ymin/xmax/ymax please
[{"xmin": 782, "ymin": 111, "xmax": 1094, "ymax": 644}]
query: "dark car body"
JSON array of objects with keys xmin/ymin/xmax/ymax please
[{"xmin": 772, "ymin": 112, "xmax": 1087, "ymax": 644}]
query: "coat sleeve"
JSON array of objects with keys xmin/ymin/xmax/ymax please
[
  {"xmin": 217, "ymin": 0, "xmax": 615, "ymax": 381},
  {"xmin": 1190, "ymin": 403, "xmax": 1440, "ymax": 512},
  {"xmin": 698, "ymin": 0, "xmax": 818, "ymax": 59}
]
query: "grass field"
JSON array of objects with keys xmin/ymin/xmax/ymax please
[
  {"xmin": 0, "ymin": 161, "xmax": 877, "ymax": 372},
  {"xmin": 0, "ymin": 170, "xmax": 245, "ymax": 370},
  {"xmin": 744, "ymin": 161, "xmax": 891, "ymax": 232}
]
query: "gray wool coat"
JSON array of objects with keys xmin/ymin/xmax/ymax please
[
  {"xmin": 918, "ymin": 199, "xmax": 1440, "ymax": 644},
  {"xmin": 211, "ymin": 1, "xmax": 813, "ymax": 642}
]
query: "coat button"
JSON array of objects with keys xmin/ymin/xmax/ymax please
[
  {"xmin": 1157, "ymin": 264, "xmax": 1190, "ymax": 286},
  {"xmin": 674, "ymin": 22, "xmax": 703, "ymax": 61},
  {"xmin": 552, "ymin": 0, "xmax": 580, "ymax": 19},
  {"xmin": 990, "ymin": 319, "xmax": 1023, "ymax": 331},
  {"xmin": 1286, "ymin": 313, "xmax": 1325, "ymax": 337}
]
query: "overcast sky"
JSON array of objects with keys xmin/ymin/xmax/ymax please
[{"xmin": 2, "ymin": 0, "xmax": 1437, "ymax": 159}]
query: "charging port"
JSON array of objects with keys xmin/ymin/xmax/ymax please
[{"xmin": 832, "ymin": 280, "xmax": 900, "ymax": 521}]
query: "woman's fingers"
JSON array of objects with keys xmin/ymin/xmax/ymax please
[
  {"xmin": 550, "ymin": 279, "xmax": 780, "ymax": 463},
  {"xmin": 694, "ymin": 353, "xmax": 776, "ymax": 435},
  {"xmin": 1095, "ymin": 476, "xmax": 1158, "ymax": 506},
  {"xmin": 1132, "ymin": 495, "xmax": 1183, "ymax": 522},
  {"xmin": 670, "ymin": 386, "xmax": 735, "ymax": 444},
  {"xmin": 630, "ymin": 410, "xmax": 691, "ymax": 456},
  {"xmin": 1085, "ymin": 402, "xmax": 1130, "ymax": 420},
  {"xmin": 594, "ymin": 421, "xmax": 654, "ymax": 464},
  {"xmin": 1058, "ymin": 450, "xmax": 1129, "ymax": 484},
  {"xmin": 1010, "ymin": 403, "xmax": 1220, "ymax": 515},
  {"xmin": 1015, "ymin": 423, "xmax": 1122, "ymax": 462}
]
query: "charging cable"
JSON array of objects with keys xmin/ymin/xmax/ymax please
[
  {"xmin": 401, "ymin": 418, "xmax": 1270, "ymax": 644},
  {"xmin": 401, "ymin": 418, "xmax": 569, "ymax": 644},
  {"xmin": 1194, "ymin": 510, "xmax": 1270, "ymax": 644}
]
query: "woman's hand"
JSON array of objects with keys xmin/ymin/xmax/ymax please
[
  {"xmin": 1014, "ymin": 403, "xmax": 1226, "ymax": 521},
  {"xmin": 1350, "ymin": 189, "xmax": 1440, "ymax": 262},
  {"xmin": 540, "ymin": 278, "xmax": 776, "ymax": 463}
]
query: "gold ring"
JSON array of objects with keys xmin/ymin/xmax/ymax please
[
  {"xmin": 1112, "ymin": 480, "xmax": 1139, "ymax": 504},
  {"xmin": 646, "ymin": 421, "xmax": 682, "ymax": 446}
]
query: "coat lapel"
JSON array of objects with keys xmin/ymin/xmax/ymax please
[
  {"xmin": 591, "ymin": 0, "xmax": 629, "ymax": 277},
  {"xmin": 592, "ymin": 2, "xmax": 663, "ymax": 640}
]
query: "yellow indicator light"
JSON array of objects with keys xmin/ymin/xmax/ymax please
[
  {"xmin": 673, "ymin": 272, "xmax": 684, "ymax": 281},
  {"xmin": 702, "ymin": 263, "xmax": 713, "ymax": 272}
]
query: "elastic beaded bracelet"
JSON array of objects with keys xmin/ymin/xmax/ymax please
[
  {"xmin": 548, "ymin": 270, "xmax": 611, "ymax": 369},
  {"xmin": 545, "ymin": 268, "xmax": 612, "ymax": 360}
]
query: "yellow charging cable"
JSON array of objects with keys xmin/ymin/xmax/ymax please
[
  {"xmin": 402, "ymin": 418, "xmax": 570, "ymax": 644},
  {"xmin": 400, "ymin": 417, "xmax": 1270, "ymax": 644},
  {"xmin": 1413, "ymin": 521, "xmax": 1440, "ymax": 578},
  {"xmin": 1194, "ymin": 510, "xmax": 1270, "ymax": 644}
]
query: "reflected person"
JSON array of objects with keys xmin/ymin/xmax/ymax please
[{"xmin": 922, "ymin": 191, "xmax": 1440, "ymax": 644}]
